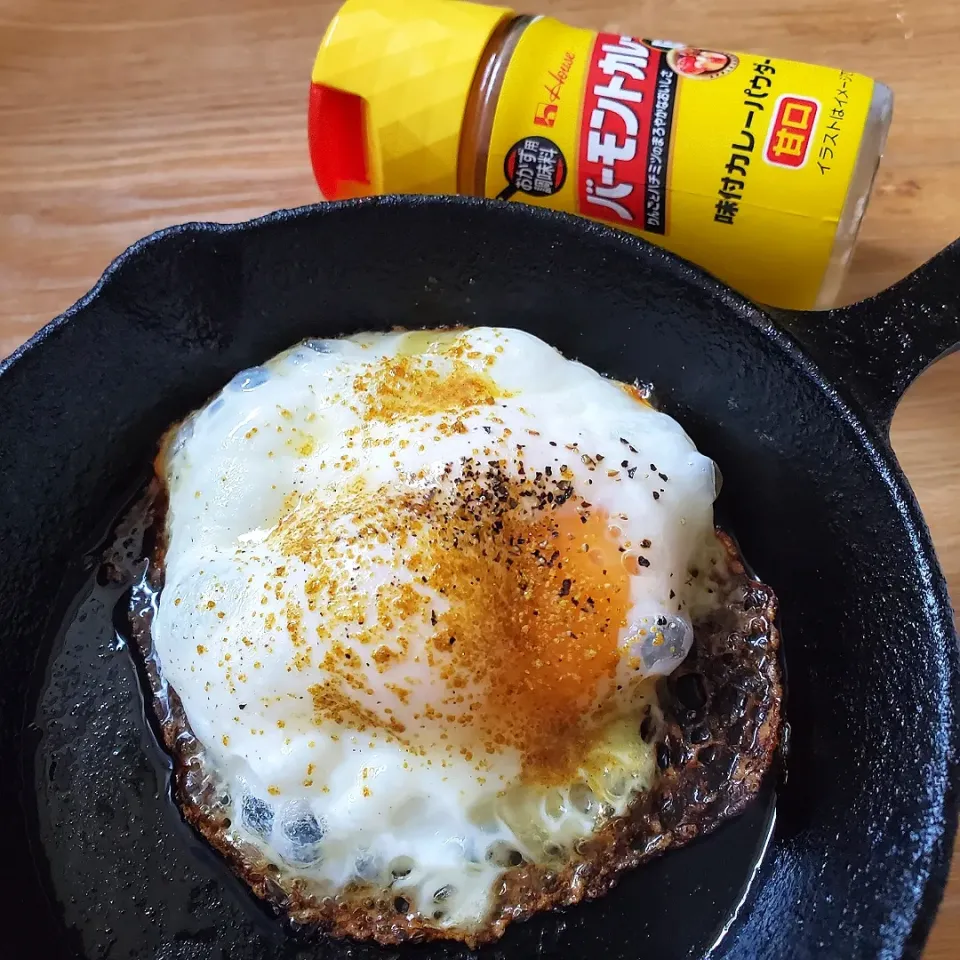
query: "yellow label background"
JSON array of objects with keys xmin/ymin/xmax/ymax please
[{"xmin": 486, "ymin": 18, "xmax": 875, "ymax": 309}]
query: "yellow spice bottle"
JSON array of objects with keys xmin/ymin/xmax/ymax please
[{"xmin": 308, "ymin": 0, "xmax": 892, "ymax": 310}]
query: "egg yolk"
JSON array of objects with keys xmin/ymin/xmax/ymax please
[
  {"xmin": 444, "ymin": 503, "xmax": 630, "ymax": 781},
  {"xmin": 274, "ymin": 460, "xmax": 634, "ymax": 786}
]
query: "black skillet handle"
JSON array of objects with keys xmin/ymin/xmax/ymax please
[{"xmin": 770, "ymin": 239, "xmax": 960, "ymax": 435}]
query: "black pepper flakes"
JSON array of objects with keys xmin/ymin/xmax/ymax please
[
  {"xmin": 638, "ymin": 556, "xmax": 651, "ymax": 568},
  {"xmin": 653, "ymin": 491, "xmax": 661, "ymax": 501}
]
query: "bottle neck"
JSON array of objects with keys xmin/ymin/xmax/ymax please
[{"xmin": 458, "ymin": 15, "xmax": 533, "ymax": 197}]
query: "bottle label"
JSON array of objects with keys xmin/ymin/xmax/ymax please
[{"xmin": 486, "ymin": 18, "xmax": 877, "ymax": 309}]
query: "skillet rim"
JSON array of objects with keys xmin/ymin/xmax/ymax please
[{"xmin": 1, "ymin": 194, "xmax": 956, "ymax": 958}]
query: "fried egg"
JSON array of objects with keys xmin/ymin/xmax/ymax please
[{"xmin": 152, "ymin": 327, "xmax": 726, "ymax": 934}]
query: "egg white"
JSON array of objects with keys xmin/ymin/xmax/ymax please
[{"xmin": 152, "ymin": 327, "xmax": 724, "ymax": 930}]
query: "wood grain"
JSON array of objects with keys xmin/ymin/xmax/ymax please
[{"xmin": 0, "ymin": 0, "xmax": 957, "ymax": 955}]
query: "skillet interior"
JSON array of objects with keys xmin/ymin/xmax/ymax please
[{"xmin": 0, "ymin": 197, "xmax": 954, "ymax": 960}]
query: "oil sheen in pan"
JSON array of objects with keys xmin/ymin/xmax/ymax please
[{"xmin": 27, "ymin": 480, "xmax": 779, "ymax": 960}]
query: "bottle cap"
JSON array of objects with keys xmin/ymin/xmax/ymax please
[{"xmin": 309, "ymin": 0, "xmax": 514, "ymax": 200}]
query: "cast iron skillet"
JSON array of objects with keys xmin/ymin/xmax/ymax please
[{"xmin": 1, "ymin": 197, "xmax": 958, "ymax": 960}]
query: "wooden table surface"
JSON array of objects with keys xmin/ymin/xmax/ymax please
[{"xmin": 1, "ymin": 0, "xmax": 957, "ymax": 954}]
